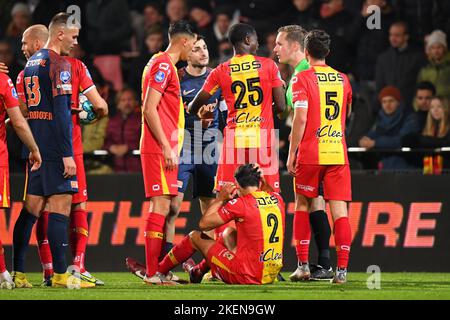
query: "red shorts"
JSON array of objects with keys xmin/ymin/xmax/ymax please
[
  {"xmin": 215, "ymin": 147, "xmax": 280, "ymax": 192},
  {"xmin": 0, "ymin": 166, "xmax": 10, "ymax": 208},
  {"xmin": 72, "ymin": 154, "xmax": 88, "ymax": 204},
  {"xmin": 206, "ymin": 242, "xmax": 260, "ymax": 285},
  {"xmin": 294, "ymin": 163, "xmax": 352, "ymax": 201},
  {"xmin": 141, "ymin": 153, "xmax": 178, "ymax": 198}
]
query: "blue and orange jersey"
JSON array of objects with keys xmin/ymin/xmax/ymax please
[
  {"xmin": 0, "ymin": 73, "xmax": 19, "ymax": 167},
  {"xmin": 291, "ymin": 64, "xmax": 352, "ymax": 165},
  {"xmin": 19, "ymin": 57, "xmax": 95, "ymax": 156},
  {"xmin": 202, "ymin": 54, "xmax": 283, "ymax": 149},
  {"xmin": 178, "ymin": 66, "xmax": 224, "ymax": 149},
  {"xmin": 22, "ymin": 48, "xmax": 73, "ymax": 161},
  {"xmin": 140, "ymin": 52, "xmax": 184, "ymax": 155},
  {"xmin": 218, "ymin": 191, "xmax": 285, "ymax": 284}
]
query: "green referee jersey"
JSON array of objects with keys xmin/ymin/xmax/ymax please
[{"xmin": 286, "ymin": 58, "xmax": 310, "ymax": 110}]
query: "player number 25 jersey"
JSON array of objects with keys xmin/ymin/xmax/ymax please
[{"xmin": 202, "ymin": 54, "xmax": 283, "ymax": 149}]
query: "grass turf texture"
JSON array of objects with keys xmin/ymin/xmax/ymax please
[{"xmin": 0, "ymin": 272, "xmax": 449, "ymax": 300}]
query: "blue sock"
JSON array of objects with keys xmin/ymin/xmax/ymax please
[
  {"xmin": 47, "ymin": 213, "xmax": 69, "ymax": 274},
  {"xmin": 13, "ymin": 208, "xmax": 37, "ymax": 272}
]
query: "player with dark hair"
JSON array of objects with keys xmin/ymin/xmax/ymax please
[
  {"xmin": 11, "ymin": 23, "xmax": 108, "ymax": 286},
  {"xmin": 156, "ymin": 164, "xmax": 285, "ymax": 285},
  {"xmin": 287, "ymin": 30, "xmax": 353, "ymax": 284},
  {"xmin": 189, "ymin": 22, "xmax": 286, "ymax": 195},
  {"xmin": 11, "ymin": 12, "xmax": 93, "ymax": 288},
  {"xmin": 274, "ymin": 25, "xmax": 333, "ymax": 281},
  {"xmin": 126, "ymin": 35, "xmax": 226, "ymax": 280},
  {"xmin": 0, "ymin": 72, "xmax": 42, "ymax": 289},
  {"xmin": 139, "ymin": 20, "xmax": 197, "ymax": 284}
]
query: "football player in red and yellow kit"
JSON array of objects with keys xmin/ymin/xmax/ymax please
[
  {"xmin": 287, "ymin": 30, "xmax": 352, "ymax": 284},
  {"xmin": 156, "ymin": 164, "xmax": 285, "ymax": 285},
  {"xmin": 139, "ymin": 21, "xmax": 197, "ymax": 284}
]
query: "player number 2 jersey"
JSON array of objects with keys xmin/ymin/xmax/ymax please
[
  {"xmin": 218, "ymin": 191, "xmax": 285, "ymax": 284},
  {"xmin": 202, "ymin": 54, "xmax": 283, "ymax": 149},
  {"xmin": 292, "ymin": 65, "xmax": 352, "ymax": 165}
]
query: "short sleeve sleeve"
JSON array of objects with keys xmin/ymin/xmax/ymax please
[
  {"xmin": 78, "ymin": 61, "xmax": 95, "ymax": 94},
  {"xmin": 218, "ymin": 197, "xmax": 245, "ymax": 223},
  {"xmin": 51, "ymin": 59, "xmax": 72, "ymax": 97},
  {"xmin": 147, "ymin": 59, "xmax": 172, "ymax": 93},
  {"xmin": 1, "ymin": 74, "xmax": 19, "ymax": 109},
  {"xmin": 270, "ymin": 60, "xmax": 283, "ymax": 88},
  {"xmin": 291, "ymin": 73, "xmax": 308, "ymax": 109},
  {"xmin": 15, "ymin": 71, "xmax": 26, "ymax": 104},
  {"xmin": 202, "ymin": 66, "xmax": 220, "ymax": 95}
]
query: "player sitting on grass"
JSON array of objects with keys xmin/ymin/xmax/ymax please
[{"xmin": 150, "ymin": 164, "xmax": 285, "ymax": 285}]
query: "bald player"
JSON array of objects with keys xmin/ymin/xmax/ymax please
[
  {"xmin": 11, "ymin": 13, "xmax": 94, "ymax": 289},
  {"xmin": 12, "ymin": 23, "xmax": 107, "ymax": 286}
]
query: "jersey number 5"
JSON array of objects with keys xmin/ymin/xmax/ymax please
[
  {"xmin": 267, "ymin": 213, "xmax": 280, "ymax": 243},
  {"xmin": 24, "ymin": 76, "xmax": 41, "ymax": 107},
  {"xmin": 325, "ymin": 91, "xmax": 340, "ymax": 120},
  {"xmin": 231, "ymin": 77, "xmax": 263, "ymax": 109}
]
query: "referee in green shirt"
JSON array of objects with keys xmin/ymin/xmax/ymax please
[{"xmin": 274, "ymin": 25, "xmax": 334, "ymax": 281}]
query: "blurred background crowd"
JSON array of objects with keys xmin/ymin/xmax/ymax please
[{"xmin": 1, "ymin": 0, "xmax": 449, "ymax": 174}]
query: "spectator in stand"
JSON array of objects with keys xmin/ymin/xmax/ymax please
[
  {"xmin": 5, "ymin": 3, "xmax": 31, "ymax": 65},
  {"xmin": 414, "ymin": 82, "xmax": 436, "ymax": 131},
  {"xmin": 0, "ymin": 40, "xmax": 21, "ymax": 84},
  {"xmin": 127, "ymin": 26, "xmax": 165, "ymax": 97},
  {"xmin": 211, "ymin": 38, "xmax": 233, "ymax": 66},
  {"xmin": 375, "ymin": 21, "xmax": 426, "ymax": 111},
  {"xmin": 85, "ymin": 0, "xmax": 133, "ymax": 91},
  {"xmin": 417, "ymin": 30, "xmax": 450, "ymax": 100},
  {"xmin": 393, "ymin": 0, "xmax": 441, "ymax": 46},
  {"xmin": 212, "ymin": 6, "xmax": 235, "ymax": 44},
  {"xmin": 359, "ymin": 86, "xmax": 420, "ymax": 170},
  {"xmin": 348, "ymin": 0, "xmax": 395, "ymax": 110},
  {"xmin": 103, "ymin": 88, "xmax": 141, "ymax": 173},
  {"xmin": 290, "ymin": 0, "xmax": 320, "ymax": 30},
  {"xmin": 133, "ymin": 3, "xmax": 165, "ymax": 53},
  {"xmin": 165, "ymin": 0, "xmax": 189, "ymax": 27},
  {"xmin": 418, "ymin": 97, "xmax": 450, "ymax": 174},
  {"xmin": 189, "ymin": 1, "xmax": 217, "ymax": 58},
  {"xmin": 316, "ymin": 0, "xmax": 355, "ymax": 73}
]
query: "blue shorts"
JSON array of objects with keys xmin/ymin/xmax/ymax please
[
  {"xmin": 26, "ymin": 160, "xmax": 78, "ymax": 197},
  {"xmin": 178, "ymin": 147, "xmax": 217, "ymax": 198}
]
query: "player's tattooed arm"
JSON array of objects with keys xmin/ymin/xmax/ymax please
[
  {"xmin": 188, "ymin": 90, "xmax": 212, "ymax": 116},
  {"xmin": 6, "ymin": 106, "xmax": 41, "ymax": 171},
  {"xmin": 272, "ymin": 86, "xmax": 287, "ymax": 119},
  {"xmin": 200, "ymin": 183, "xmax": 236, "ymax": 231}
]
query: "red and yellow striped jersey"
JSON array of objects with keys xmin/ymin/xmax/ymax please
[
  {"xmin": 218, "ymin": 191, "xmax": 285, "ymax": 284},
  {"xmin": 0, "ymin": 73, "xmax": 19, "ymax": 167},
  {"xmin": 140, "ymin": 52, "xmax": 184, "ymax": 155},
  {"xmin": 202, "ymin": 54, "xmax": 283, "ymax": 149},
  {"xmin": 292, "ymin": 65, "xmax": 352, "ymax": 165}
]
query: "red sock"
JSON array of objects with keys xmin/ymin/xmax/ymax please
[
  {"xmin": 0, "ymin": 239, "xmax": 6, "ymax": 273},
  {"xmin": 293, "ymin": 210, "xmax": 311, "ymax": 264},
  {"xmin": 158, "ymin": 235, "xmax": 195, "ymax": 275},
  {"xmin": 196, "ymin": 259, "xmax": 209, "ymax": 273},
  {"xmin": 144, "ymin": 213, "xmax": 166, "ymax": 277},
  {"xmin": 36, "ymin": 211, "xmax": 53, "ymax": 278},
  {"xmin": 70, "ymin": 209, "xmax": 89, "ymax": 273},
  {"xmin": 334, "ymin": 217, "xmax": 351, "ymax": 269}
]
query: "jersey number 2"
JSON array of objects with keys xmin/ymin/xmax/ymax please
[
  {"xmin": 267, "ymin": 213, "xmax": 280, "ymax": 243},
  {"xmin": 24, "ymin": 76, "xmax": 41, "ymax": 107}
]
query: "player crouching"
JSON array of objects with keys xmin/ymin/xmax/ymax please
[{"xmin": 128, "ymin": 164, "xmax": 285, "ymax": 285}]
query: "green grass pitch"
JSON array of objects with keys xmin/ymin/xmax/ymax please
[{"xmin": 0, "ymin": 272, "xmax": 449, "ymax": 300}]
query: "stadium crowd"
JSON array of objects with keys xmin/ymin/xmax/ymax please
[{"xmin": 1, "ymin": 0, "xmax": 449, "ymax": 173}]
